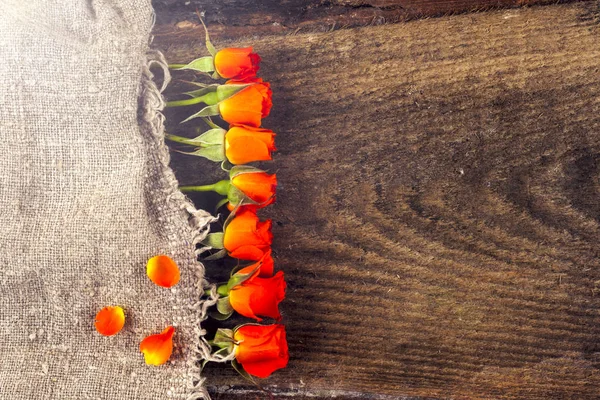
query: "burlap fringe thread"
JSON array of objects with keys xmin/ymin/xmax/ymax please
[{"xmin": 140, "ymin": 49, "xmax": 235, "ymax": 400}]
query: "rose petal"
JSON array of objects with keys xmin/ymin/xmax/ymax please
[
  {"xmin": 94, "ymin": 306, "xmax": 125, "ymax": 336},
  {"xmin": 146, "ymin": 255, "xmax": 180, "ymax": 288},
  {"xmin": 139, "ymin": 326, "xmax": 175, "ymax": 366}
]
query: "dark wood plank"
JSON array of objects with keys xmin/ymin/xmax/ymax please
[
  {"xmin": 157, "ymin": 1, "xmax": 600, "ymax": 398},
  {"xmin": 152, "ymin": 0, "xmax": 589, "ymax": 41}
]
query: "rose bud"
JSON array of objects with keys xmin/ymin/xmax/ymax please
[
  {"xmin": 214, "ymin": 47, "xmax": 261, "ymax": 80},
  {"xmin": 218, "ymin": 79, "xmax": 272, "ymax": 127},
  {"xmin": 233, "ymin": 324, "xmax": 289, "ymax": 378},
  {"xmin": 165, "ymin": 124, "xmax": 275, "ymax": 166},
  {"xmin": 225, "ymin": 124, "xmax": 276, "ymax": 165},
  {"xmin": 179, "ymin": 166, "xmax": 275, "ymax": 211},
  {"xmin": 167, "ymin": 79, "xmax": 272, "ymax": 127},
  {"xmin": 228, "ymin": 270, "xmax": 285, "ymax": 321},
  {"xmin": 227, "ymin": 169, "xmax": 277, "ymax": 211},
  {"xmin": 224, "ymin": 210, "xmax": 272, "ymax": 261}
]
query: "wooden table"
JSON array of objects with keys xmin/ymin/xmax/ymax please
[{"xmin": 153, "ymin": 1, "xmax": 600, "ymax": 398}]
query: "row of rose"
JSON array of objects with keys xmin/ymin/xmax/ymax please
[
  {"xmin": 166, "ymin": 40, "xmax": 288, "ymax": 379},
  {"xmin": 92, "ymin": 41, "xmax": 288, "ymax": 376}
]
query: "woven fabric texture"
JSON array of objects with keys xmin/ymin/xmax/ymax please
[{"xmin": 0, "ymin": 1, "xmax": 214, "ymax": 398}]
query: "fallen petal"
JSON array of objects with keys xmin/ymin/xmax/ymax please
[
  {"xmin": 139, "ymin": 326, "xmax": 175, "ymax": 366},
  {"xmin": 146, "ymin": 255, "xmax": 180, "ymax": 288},
  {"xmin": 94, "ymin": 306, "xmax": 125, "ymax": 336}
]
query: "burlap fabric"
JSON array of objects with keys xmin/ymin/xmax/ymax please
[{"xmin": 0, "ymin": 1, "xmax": 217, "ymax": 398}]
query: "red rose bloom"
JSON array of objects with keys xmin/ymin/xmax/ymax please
[
  {"xmin": 223, "ymin": 210, "xmax": 272, "ymax": 260},
  {"xmin": 237, "ymin": 250, "xmax": 274, "ymax": 277},
  {"xmin": 234, "ymin": 324, "xmax": 288, "ymax": 378},
  {"xmin": 229, "ymin": 270, "xmax": 286, "ymax": 321}
]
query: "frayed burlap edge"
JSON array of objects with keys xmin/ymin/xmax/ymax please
[{"xmin": 140, "ymin": 42, "xmax": 236, "ymax": 398}]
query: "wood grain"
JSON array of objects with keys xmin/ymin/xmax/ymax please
[
  {"xmin": 152, "ymin": 0, "xmax": 589, "ymax": 41},
  {"xmin": 157, "ymin": 1, "xmax": 600, "ymax": 398}
]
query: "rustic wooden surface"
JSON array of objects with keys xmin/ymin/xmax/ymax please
[
  {"xmin": 152, "ymin": 0, "xmax": 588, "ymax": 40},
  {"xmin": 156, "ymin": 1, "xmax": 600, "ymax": 399}
]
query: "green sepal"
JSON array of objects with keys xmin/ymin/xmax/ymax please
[
  {"xmin": 227, "ymin": 185, "xmax": 259, "ymax": 207},
  {"xmin": 169, "ymin": 128, "xmax": 225, "ymax": 147},
  {"xmin": 226, "ymin": 264, "xmax": 260, "ymax": 290},
  {"xmin": 198, "ymin": 128, "xmax": 226, "ymax": 145},
  {"xmin": 213, "ymin": 180, "xmax": 231, "ymax": 195},
  {"xmin": 221, "ymin": 200, "xmax": 243, "ymax": 233},
  {"xmin": 216, "ymin": 296, "xmax": 234, "ymax": 315},
  {"xmin": 217, "ymin": 284, "xmax": 229, "ymax": 297},
  {"xmin": 173, "ymin": 56, "xmax": 215, "ymax": 73},
  {"xmin": 209, "ymin": 309, "xmax": 234, "ymax": 320},
  {"xmin": 167, "ymin": 92, "xmax": 219, "ymax": 108},
  {"xmin": 202, "ymin": 232, "xmax": 224, "ymax": 249},
  {"xmin": 229, "ymin": 260, "xmax": 257, "ymax": 276},
  {"xmin": 198, "ymin": 16, "xmax": 218, "ymax": 57},
  {"xmin": 212, "ymin": 329, "xmax": 235, "ymax": 350},
  {"xmin": 216, "ymin": 83, "xmax": 251, "ymax": 102},
  {"xmin": 221, "ymin": 160, "xmax": 234, "ymax": 171},
  {"xmin": 214, "ymin": 197, "xmax": 229, "ymax": 214},
  {"xmin": 231, "ymin": 359, "xmax": 256, "ymax": 384},
  {"xmin": 202, "ymin": 117, "xmax": 224, "ymax": 130},
  {"xmin": 184, "ymin": 84, "xmax": 219, "ymax": 98},
  {"xmin": 182, "ymin": 104, "xmax": 220, "ymax": 124},
  {"xmin": 184, "ymin": 145, "xmax": 225, "ymax": 162},
  {"xmin": 229, "ymin": 165, "xmax": 264, "ymax": 179},
  {"xmin": 212, "ymin": 346, "xmax": 234, "ymax": 359},
  {"xmin": 204, "ymin": 248, "xmax": 227, "ymax": 261}
]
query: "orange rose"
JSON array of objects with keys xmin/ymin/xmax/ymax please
[
  {"xmin": 229, "ymin": 171, "xmax": 276, "ymax": 210},
  {"xmin": 225, "ymin": 125, "xmax": 276, "ymax": 165},
  {"xmin": 218, "ymin": 79, "xmax": 272, "ymax": 127},
  {"xmin": 234, "ymin": 324, "xmax": 288, "ymax": 378},
  {"xmin": 238, "ymin": 249, "xmax": 274, "ymax": 277},
  {"xmin": 223, "ymin": 210, "xmax": 272, "ymax": 260},
  {"xmin": 214, "ymin": 47, "xmax": 261, "ymax": 80},
  {"xmin": 139, "ymin": 326, "xmax": 175, "ymax": 366},
  {"xmin": 229, "ymin": 270, "xmax": 285, "ymax": 321}
]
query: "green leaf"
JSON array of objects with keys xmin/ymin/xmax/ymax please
[
  {"xmin": 216, "ymin": 296, "xmax": 234, "ymax": 315},
  {"xmin": 174, "ymin": 56, "xmax": 215, "ymax": 73},
  {"xmin": 181, "ymin": 104, "xmax": 220, "ymax": 123}
]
